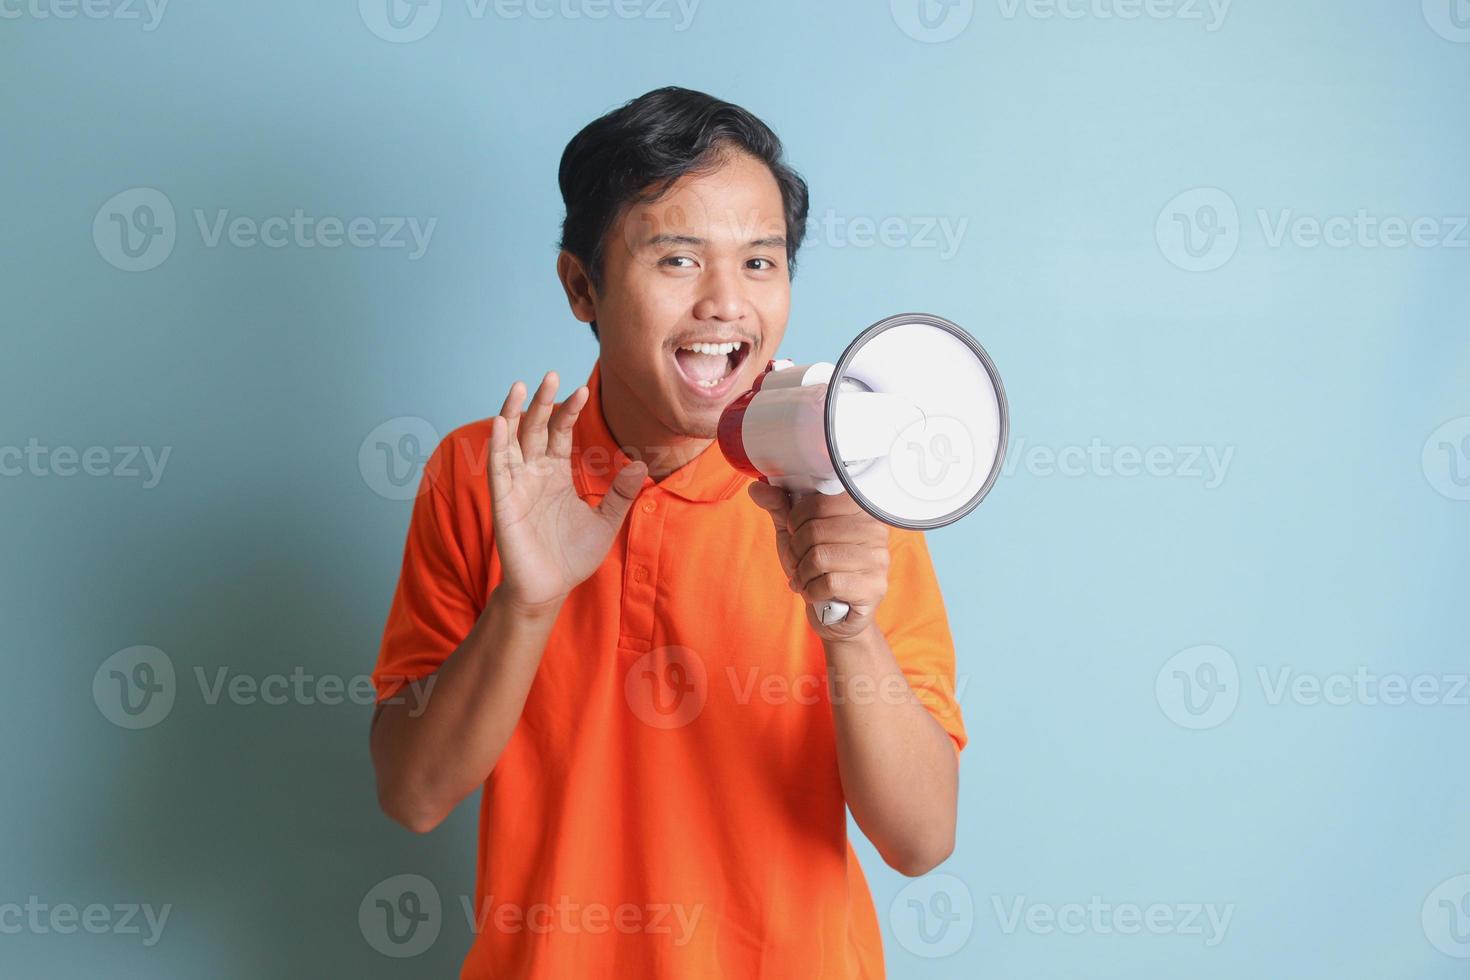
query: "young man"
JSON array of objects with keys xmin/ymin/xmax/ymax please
[{"xmin": 370, "ymin": 86, "xmax": 965, "ymax": 979}]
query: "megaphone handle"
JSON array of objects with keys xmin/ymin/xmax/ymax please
[
  {"xmin": 815, "ymin": 598, "xmax": 852, "ymax": 626},
  {"xmin": 788, "ymin": 490, "xmax": 852, "ymax": 626}
]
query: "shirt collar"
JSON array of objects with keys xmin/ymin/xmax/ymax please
[{"xmin": 571, "ymin": 360, "xmax": 747, "ymax": 504}]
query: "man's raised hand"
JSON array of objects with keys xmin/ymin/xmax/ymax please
[{"xmin": 487, "ymin": 371, "xmax": 647, "ymax": 615}]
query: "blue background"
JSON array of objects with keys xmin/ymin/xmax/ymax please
[{"xmin": 3, "ymin": 0, "xmax": 1468, "ymax": 976}]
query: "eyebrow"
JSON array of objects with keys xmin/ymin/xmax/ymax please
[{"xmin": 644, "ymin": 233, "xmax": 787, "ymax": 250}]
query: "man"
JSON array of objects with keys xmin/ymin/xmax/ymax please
[{"xmin": 370, "ymin": 86, "xmax": 965, "ymax": 979}]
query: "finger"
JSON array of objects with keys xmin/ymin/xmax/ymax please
[
  {"xmin": 596, "ymin": 459, "xmax": 649, "ymax": 526},
  {"xmin": 747, "ymin": 481, "xmax": 788, "ymax": 511},
  {"xmin": 787, "ymin": 491, "xmax": 862, "ymax": 531},
  {"xmin": 747, "ymin": 482, "xmax": 792, "ymax": 530},
  {"xmin": 746, "ymin": 481, "xmax": 793, "ymax": 531},
  {"xmin": 488, "ymin": 415, "xmax": 514, "ymax": 502},
  {"xmin": 763, "ymin": 521, "xmax": 797, "ymax": 582},
  {"xmin": 772, "ymin": 536, "xmax": 798, "ymax": 584},
  {"xmin": 546, "ymin": 385, "xmax": 588, "ymax": 458},
  {"xmin": 499, "ymin": 380, "xmax": 527, "ymax": 443},
  {"xmin": 519, "ymin": 372, "xmax": 559, "ymax": 461},
  {"xmin": 793, "ymin": 543, "xmax": 885, "ymax": 591},
  {"xmin": 789, "ymin": 514, "xmax": 884, "ymax": 558},
  {"xmin": 801, "ymin": 571, "xmax": 865, "ymax": 605},
  {"xmin": 747, "ymin": 484, "xmax": 798, "ymax": 575}
]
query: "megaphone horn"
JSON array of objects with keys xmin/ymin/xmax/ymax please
[{"xmin": 718, "ymin": 313, "xmax": 1009, "ymax": 626}]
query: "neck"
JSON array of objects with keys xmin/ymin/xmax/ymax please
[{"xmin": 599, "ymin": 365, "xmax": 713, "ymax": 481}]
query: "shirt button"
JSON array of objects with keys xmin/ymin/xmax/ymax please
[
  {"xmin": 633, "ymin": 566, "xmax": 649, "ymax": 583},
  {"xmin": 641, "ymin": 500, "xmax": 657, "ymax": 514}
]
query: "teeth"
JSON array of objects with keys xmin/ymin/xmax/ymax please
[
  {"xmin": 679, "ymin": 341, "xmax": 742, "ymax": 356},
  {"xmin": 675, "ymin": 341, "xmax": 745, "ymax": 390}
]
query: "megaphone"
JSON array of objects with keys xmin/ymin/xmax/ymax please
[{"xmin": 718, "ymin": 313, "xmax": 1009, "ymax": 626}]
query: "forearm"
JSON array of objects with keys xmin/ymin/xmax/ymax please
[
  {"xmin": 371, "ymin": 585, "xmax": 561, "ymax": 832},
  {"xmin": 824, "ymin": 624, "xmax": 959, "ymax": 876}
]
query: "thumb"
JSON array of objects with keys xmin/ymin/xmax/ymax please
[
  {"xmin": 749, "ymin": 483, "xmax": 794, "ymax": 540},
  {"xmin": 747, "ymin": 481, "xmax": 791, "ymax": 524},
  {"xmin": 596, "ymin": 460, "xmax": 648, "ymax": 525},
  {"xmin": 747, "ymin": 484, "xmax": 798, "ymax": 580}
]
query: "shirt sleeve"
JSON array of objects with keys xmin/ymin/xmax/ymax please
[
  {"xmin": 875, "ymin": 528, "xmax": 969, "ymax": 754},
  {"xmin": 372, "ymin": 438, "xmax": 482, "ymax": 704}
]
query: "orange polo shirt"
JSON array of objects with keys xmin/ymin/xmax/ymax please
[{"xmin": 374, "ymin": 359, "xmax": 966, "ymax": 979}]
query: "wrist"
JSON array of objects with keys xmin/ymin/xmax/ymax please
[
  {"xmin": 821, "ymin": 621, "xmax": 883, "ymax": 659},
  {"xmin": 491, "ymin": 585, "xmax": 566, "ymax": 624}
]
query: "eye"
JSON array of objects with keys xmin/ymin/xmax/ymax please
[
  {"xmin": 746, "ymin": 257, "xmax": 778, "ymax": 271},
  {"xmin": 660, "ymin": 255, "xmax": 697, "ymax": 269}
]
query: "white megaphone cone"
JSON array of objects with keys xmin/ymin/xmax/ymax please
[{"xmin": 718, "ymin": 313, "xmax": 1009, "ymax": 626}]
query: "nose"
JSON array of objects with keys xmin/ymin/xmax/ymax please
[{"xmin": 691, "ymin": 263, "xmax": 747, "ymax": 324}]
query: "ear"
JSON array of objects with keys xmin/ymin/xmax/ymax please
[{"xmin": 557, "ymin": 250, "xmax": 598, "ymax": 325}]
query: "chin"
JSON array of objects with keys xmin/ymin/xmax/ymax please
[
  {"xmin": 664, "ymin": 396, "xmax": 724, "ymax": 440},
  {"xmin": 675, "ymin": 416, "xmax": 720, "ymax": 440}
]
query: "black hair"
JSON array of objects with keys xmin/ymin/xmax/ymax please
[{"xmin": 557, "ymin": 86, "xmax": 810, "ymax": 340}]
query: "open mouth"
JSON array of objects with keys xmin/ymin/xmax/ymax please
[{"xmin": 671, "ymin": 340, "xmax": 752, "ymax": 399}]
